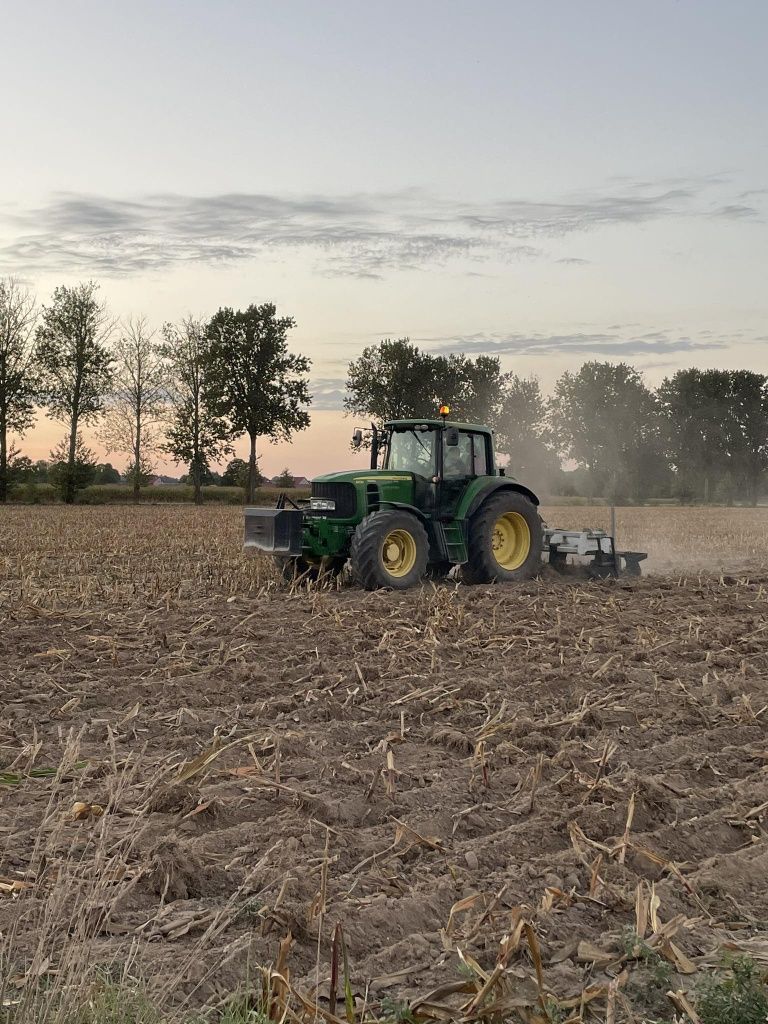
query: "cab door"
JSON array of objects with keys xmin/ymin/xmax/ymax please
[{"xmin": 438, "ymin": 430, "xmax": 485, "ymax": 517}]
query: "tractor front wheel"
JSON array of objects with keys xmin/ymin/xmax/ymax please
[
  {"xmin": 350, "ymin": 510, "xmax": 429, "ymax": 590},
  {"xmin": 462, "ymin": 491, "xmax": 542, "ymax": 584}
]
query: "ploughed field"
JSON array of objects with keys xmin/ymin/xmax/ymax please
[{"xmin": 1, "ymin": 505, "xmax": 768, "ymax": 1020}]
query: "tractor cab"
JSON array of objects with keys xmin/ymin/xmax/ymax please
[
  {"xmin": 381, "ymin": 419, "xmax": 494, "ymax": 479},
  {"xmin": 377, "ymin": 418, "xmax": 499, "ymax": 520}
]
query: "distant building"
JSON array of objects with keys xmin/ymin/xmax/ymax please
[{"xmin": 151, "ymin": 475, "xmax": 182, "ymax": 486}]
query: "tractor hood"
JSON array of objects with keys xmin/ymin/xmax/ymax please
[
  {"xmin": 311, "ymin": 470, "xmax": 413, "ymax": 485},
  {"xmin": 310, "ymin": 469, "xmax": 416, "ymax": 518}
]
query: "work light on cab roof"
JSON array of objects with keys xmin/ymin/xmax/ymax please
[{"xmin": 244, "ymin": 411, "xmax": 647, "ymax": 589}]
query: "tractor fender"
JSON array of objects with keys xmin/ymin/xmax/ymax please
[
  {"xmin": 465, "ymin": 481, "xmax": 540, "ymax": 520},
  {"xmin": 377, "ymin": 500, "xmax": 430, "ymax": 524}
]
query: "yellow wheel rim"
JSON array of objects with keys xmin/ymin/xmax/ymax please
[
  {"xmin": 492, "ymin": 512, "xmax": 531, "ymax": 570},
  {"xmin": 381, "ymin": 529, "xmax": 417, "ymax": 578}
]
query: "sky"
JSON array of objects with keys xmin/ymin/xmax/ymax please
[{"xmin": 1, "ymin": 0, "xmax": 766, "ymax": 477}]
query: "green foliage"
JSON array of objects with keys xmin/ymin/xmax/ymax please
[
  {"xmin": 379, "ymin": 997, "xmax": 415, "ymax": 1023},
  {"xmin": 30, "ymin": 459, "xmax": 50, "ymax": 482},
  {"xmin": 696, "ymin": 956, "xmax": 768, "ymax": 1024},
  {"xmin": 67, "ymin": 978, "xmax": 162, "ymax": 1024},
  {"xmin": 35, "ymin": 282, "xmax": 114, "ymax": 503},
  {"xmin": 0, "ymin": 973, "xmax": 163, "ymax": 1024},
  {"xmin": 0, "ymin": 278, "xmax": 38, "ymax": 502},
  {"xmin": 48, "ymin": 435, "xmax": 97, "ymax": 500},
  {"xmin": 658, "ymin": 369, "xmax": 768, "ymax": 506},
  {"xmin": 205, "ymin": 302, "xmax": 311, "ymax": 502},
  {"xmin": 123, "ymin": 458, "xmax": 154, "ymax": 488},
  {"xmin": 6, "ymin": 483, "xmax": 309, "ymax": 505},
  {"xmin": 7, "ymin": 451, "xmax": 34, "ymax": 484},
  {"xmin": 221, "ymin": 457, "xmax": 261, "ymax": 488},
  {"xmin": 160, "ymin": 317, "xmax": 232, "ymax": 504},
  {"xmin": 35, "ymin": 282, "xmax": 114, "ymax": 426},
  {"xmin": 215, "ymin": 993, "xmax": 270, "ymax": 1024},
  {"xmin": 7, "ymin": 481, "xmax": 54, "ymax": 503},
  {"xmin": 344, "ymin": 338, "xmax": 507, "ymax": 427},
  {"xmin": 543, "ymin": 996, "xmax": 568, "ymax": 1024},
  {"xmin": 274, "ymin": 467, "xmax": 295, "ymax": 488},
  {"xmin": 550, "ymin": 361, "xmax": 666, "ymax": 500},
  {"xmin": 93, "ymin": 462, "xmax": 122, "ymax": 484}
]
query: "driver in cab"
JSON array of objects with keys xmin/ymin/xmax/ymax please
[{"xmin": 443, "ymin": 439, "xmax": 472, "ymax": 477}]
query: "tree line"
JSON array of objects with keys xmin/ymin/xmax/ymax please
[
  {"xmin": 3, "ymin": 277, "xmax": 767, "ymax": 506},
  {"xmin": 0, "ymin": 279, "xmax": 310, "ymax": 504},
  {"xmin": 344, "ymin": 339, "xmax": 768, "ymax": 505}
]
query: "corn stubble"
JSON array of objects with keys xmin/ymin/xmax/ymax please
[{"xmin": 1, "ymin": 505, "xmax": 767, "ymax": 1023}]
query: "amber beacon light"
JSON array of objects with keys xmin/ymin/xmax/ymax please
[{"xmin": 439, "ymin": 404, "xmax": 450, "ymax": 418}]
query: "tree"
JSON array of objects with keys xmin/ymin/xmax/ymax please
[
  {"xmin": 160, "ymin": 317, "xmax": 231, "ymax": 505},
  {"xmin": 275, "ymin": 467, "xmax": 295, "ymax": 488},
  {"xmin": 99, "ymin": 317, "xmax": 166, "ymax": 497},
  {"xmin": 6, "ymin": 446, "xmax": 33, "ymax": 487},
  {"xmin": 93, "ymin": 462, "xmax": 122, "ymax": 485},
  {"xmin": 727, "ymin": 370, "xmax": 768, "ymax": 505},
  {"xmin": 657, "ymin": 369, "xmax": 726, "ymax": 502},
  {"xmin": 221, "ymin": 456, "xmax": 259, "ymax": 488},
  {"xmin": 658, "ymin": 369, "xmax": 768, "ymax": 504},
  {"xmin": 549, "ymin": 361, "xmax": 665, "ymax": 501},
  {"xmin": 436, "ymin": 353, "xmax": 510, "ymax": 426},
  {"xmin": 35, "ymin": 282, "xmax": 115, "ymax": 503},
  {"xmin": 48, "ymin": 435, "xmax": 97, "ymax": 499},
  {"xmin": 495, "ymin": 375, "xmax": 560, "ymax": 492},
  {"xmin": 205, "ymin": 303, "xmax": 311, "ymax": 503},
  {"xmin": 0, "ymin": 278, "xmax": 38, "ymax": 502},
  {"xmin": 30, "ymin": 459, "xmax": 50, "ymax": 483},
  {"xmin": 344, "ymin": 339, "xmax": 509, "ymax": 429},
  {"xmin": 345, "ymin": 339, "xmax": 443, "ymax": 423},
  {"xmin": 123, "ymin": 458, "xmax": 154, "ymax": 488}
]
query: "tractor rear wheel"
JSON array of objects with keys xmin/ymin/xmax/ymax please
[
  {"xmin": 462, "ymin": 491, "xmax": 542, "ymax": 584},
  {"xmin": 351, "ymin": 510, "xmax": 429, "ymax": 590}
]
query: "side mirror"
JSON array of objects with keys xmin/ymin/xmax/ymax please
[
  {"xmin": 445, "ymin": 427, "xmax": 459, "ymax": 447},
  {"xmin": 352, "ymin": 429, "xmax": 363, "ymax": 449}
]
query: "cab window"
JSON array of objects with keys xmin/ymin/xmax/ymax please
[
  {"xmin": 443, "ymin": 431, "xmax": 488, "ymax": 478},
  {"xmin": 471, "ymin": 433, "xmax": 488, "ymax": 475},
  {"xmin": 386, "ymin": 428, "xmax": 437, "ymax": 477}
]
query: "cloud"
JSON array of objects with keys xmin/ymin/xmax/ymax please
[
  {"xmin": 710, "ymin": 203, "xmax": 759, "ymax": 219},
  {"xmin": 0, "ymin": 175, "xmax": 760, "ymax": 279},
  {"xmin": 424, "ymin": 331, "xmax": 731, "ymax": 358},
  {"xmin": 310, "ymin": 377, "xmax": 347, "ymax": 410}
]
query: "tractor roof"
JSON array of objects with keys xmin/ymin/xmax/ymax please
[{"xmin": 384, "ymin": 418, "xmax": 492, "ymax": 433}]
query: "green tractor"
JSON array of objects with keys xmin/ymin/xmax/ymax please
[{"xmin": 245, "ymin": 410, "xmax": 646, "ymax": 589}]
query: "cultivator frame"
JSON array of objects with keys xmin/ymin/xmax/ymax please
[{"xmin": 543, "ymin": 527, "xmax": 647, "ymax": 577}]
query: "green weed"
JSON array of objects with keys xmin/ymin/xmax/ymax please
[{"xmin": 697, "ymin": 956, "xmax": 768, "ymax": 1024}]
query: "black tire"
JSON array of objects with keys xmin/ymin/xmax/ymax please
[
  {"xmin": 350, "ymin": 509, "xmax": 429, "ymax": 591},
  {"xmin": 461, "ymin": 491, "xmax": 542, "ymax": 584}
]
